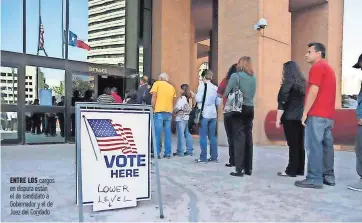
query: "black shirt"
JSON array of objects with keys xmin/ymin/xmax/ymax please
[{"xmin": 277, "ymin": 78, "xmax": 305, "ymax": 121}]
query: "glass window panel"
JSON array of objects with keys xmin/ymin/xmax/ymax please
[
  {"xmin": 1, "ymin": 0, "xmax": 23, "ymax": 53},
  {"xmin": 72, "ymin": 73, "xmax": 95, "ymax": 102},
  {"xmin": 25, "ymin": 112, "xmax": 65, "ymax": 143},
  {"xmin": 26, "ymin": 0, "xmax": 65, "ymax": 59},
  {"xmin": 26, "ymin": 66, "xmax": 65, "ymax": 105},
  {"xmin": 138, "ymin": 45, "xmax": 144, "ymax": 76},
  {"xmin": 1, "ymin": 111, "xmax": 18, "ymax": 141},
  {"xmin": 0, "ymin": 66, "xmax": 18, "ymax": 104},
  {"xmin": 342, "ymin": 0, "xmax": 362, "ymax": 108}
]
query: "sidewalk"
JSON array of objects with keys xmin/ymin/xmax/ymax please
[{"xmin": 1, "ymin": 142, "xmax": 362, "ymax": 222}]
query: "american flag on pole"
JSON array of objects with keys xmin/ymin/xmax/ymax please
[
  {"xmin": 38, "ymin": 17, "xmax": 44, "ymax": 50},
  {"xmin": 87, "ymin": 119, "xmax": 137, "ymax": 154}
]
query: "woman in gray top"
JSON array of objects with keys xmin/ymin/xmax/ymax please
[{"xmin": 224, "ymin": 56, "xmax": 257, "ymax": 177}]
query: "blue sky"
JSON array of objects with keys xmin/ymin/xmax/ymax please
[
  {"xmin": 1, "ymin": 0, "xmax": 88, "ymax": 61},
  {"xmin": 1, "ymin": 0, "xmax": 361, "ymax": 93},
  {"xmin": 342, "ymin": 0, "xmax": 362, "ymax": 95}
]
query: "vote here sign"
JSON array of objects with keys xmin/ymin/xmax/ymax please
[{"xmin": 77, "ymin": 109, "xmax": 151, "ymax": 209}]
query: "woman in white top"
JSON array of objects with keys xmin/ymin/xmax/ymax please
[{"xmin": 173, "ymin": 84, "xmax": 194, "ymax": 156}]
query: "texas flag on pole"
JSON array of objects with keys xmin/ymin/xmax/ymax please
[{"xmin": 68, "ymin": 30, "xmax": 91, "ymax": 51}]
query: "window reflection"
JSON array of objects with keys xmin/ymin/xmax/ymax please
[
  {"xmin": 25, "ymin": 112, "xmax": 65, "ymax": 143},
  {"xmin": 1, "ymin": 0, "xmax": 23, "ymax": 53},
  {"xmin": 26, "ymin": 0, "xmax": 65, "ymax": 58},
  {"xmin": 72, "ymin": 73, "xmax": 95, "ymax": 101},
  {"xmin": 0, "ymin": 66, "xmax": 18, "ymax": 104},
  {"xmin": 139, "ymin": 45, "xmax": 144, "ymax": 76},
  {"xmin": 1, "ymin": 111, "xmax": 18, "ymax": 140},
  {"xmin": 26, "ymin": 66, "xmax": 65, "ymax": 105}
]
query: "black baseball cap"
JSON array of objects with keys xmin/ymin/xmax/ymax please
[{"xmin": 353, "ymin": 54, "xmax": 362, "ymax": 69}]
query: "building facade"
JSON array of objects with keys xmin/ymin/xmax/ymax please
[{"xmin": 87, "ymin": 0, "xmax": 126, "ymax": 65}]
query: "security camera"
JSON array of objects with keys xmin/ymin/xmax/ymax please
[{"xmin": 258, "ymin": 18, "xmax": 268, "ymax": 29}]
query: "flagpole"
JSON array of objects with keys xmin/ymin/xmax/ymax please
[
  {"xmin": 36, "ymin": 0, "xmax": 41, "ymax": 99},
  {"xmin": 82, "ymin": 115, "xmax": 99, "ymax": 161},
  {"xmin": 61, "ymin": 0, "xmax": 64, "ymax": 59}
]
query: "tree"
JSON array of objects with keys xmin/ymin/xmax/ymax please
[
  {"xmin": 72, "ymin": 77, "xmax": 94, "ymax": 97},
  {"xmin": 52, "ymin": 81, "xmax": 65, "ymax": 96}
]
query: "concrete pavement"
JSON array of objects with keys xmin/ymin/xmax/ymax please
[{"xmin": 1, "ymin": 142, "xmax": 362, "ymax": 222}]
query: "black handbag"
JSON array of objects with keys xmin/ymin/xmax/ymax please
[{"xmin": 188, "ymin": 83, "xmax": 207, "ymax": 131}]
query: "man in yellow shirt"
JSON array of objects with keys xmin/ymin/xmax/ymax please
[{"xmin": 150, "ymin": 73, "xmax": 176, "ymax": 158}]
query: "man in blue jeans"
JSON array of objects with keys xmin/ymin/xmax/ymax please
[
  {"xmin": 295, "ymin": 42, "xmax": 336, "ymax": 189},
  {"xmin": 150, "ymin": 73, "xmax": 176, "ymax": 159},
  {"xmin": 195, "ymin": 70, "xmax": 221, "ymax": 163}
]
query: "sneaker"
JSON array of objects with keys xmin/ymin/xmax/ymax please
[
  {"xmin": 230, "ymin": 172, "xmax": 244, "ymax": 177},
  {"xmin": 323, "ymin": 180, "xmax": 336, "ymax": 186},
  {"xmin": 184, "ymin": 152, "xmax": 193, "ymax": 156},
  {"xmin": 277, "ymin": 171, "xmax": 296, "ymax": 177},
  {"xmin": 208, "ymin": 158, "xmax": 218, "ymax": 163},
  {"xmin": 225, "ymin": 163, "xmax": 234, "ymax": 167},
  {"xmin": 295, "ymin": 179, "xmax": 323, "ymax": 189},
  {"xmin": 163, "ymin": 155, "xmax": 171, "ymax": 159},
  {"xmin": 173, "ymin": 152, "xmax": 184, "ymax": 157},
  {"xmin": 347, "ymin": 179, "xmax": 362, "ymax": 192},
  {"xmin": 195, "ymin": 158, "xmax": 207, "ymax": 163}
]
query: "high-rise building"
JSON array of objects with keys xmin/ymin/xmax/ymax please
[
  {"xmin": 0, "ymin": 67, "xmax": 38, "ymax": 104},
  {"xmin": 87, "ymin": 0, "xmax": 126, "ymax": 65}
]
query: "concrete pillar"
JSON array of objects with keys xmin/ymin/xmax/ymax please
[
  {"xmin": 291, "ymin": 0, "xmax": 344, "ymax": 109},
  {"xmin": 190, "ymin": 15, "xmax": 198, "ymax": 94},
  {"xmin": 217, "ymin": 0, "xmax": 291, "ymax": 145},
  {"xmin": 151, "ymin": 0, "xmax": 192, "ymax": 96}
]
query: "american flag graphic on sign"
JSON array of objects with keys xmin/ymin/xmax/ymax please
[
  {"xmin": 87, "ymin": 119, "xmax": 137, "ymax": 154},
  {"xmin": 38, "ymin": 17, "xmax": 45, "ymax": 50}
]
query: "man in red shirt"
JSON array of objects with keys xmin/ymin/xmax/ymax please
[
  {"xmin": 295, "ymin": 42, "xmax": 336, "ymax": 189},
  {"xmin": 111, "ymin": 87, "xmax": 123, "ymax": 103}
]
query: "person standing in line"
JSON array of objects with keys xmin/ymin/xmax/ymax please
[
  {"xmin": 150, "ymin": 73, "xmax": 176, "ymax": 159},
  {"xmin": 348, "ymin": 54, "xmax": 362, "ymax": 192},
  {"xmin": 173, "ymin": 84, "xmax": 194, "ymax": 157},
  {"xmin": 57, "ymin": 96, "xmax": 65, "ymax": 137},
  {"xmin": 111, "ymin": 87, "xmax": 123, "ymax": 103},
  {"xmin": 295, "ymin": 42, "xmax": 336, "ymax": 189},
  {"xmin": 97, "ymin": 87, "xmax": 115, "ymax": 104},
  {"xmin": 224, "ymin": 56, "xmax": 256, "ymax": 177},
  {"xmin": 137, "ymin": 76, "xmax": 150, "ymax": 104},
  {"xmin": 276, "ymin": 61, "xmax": 306, "ymax": 177},
  {"xmin": 126, "ymin": 89, "xmax": 139, "ymax": 104},
  {"xmin": 195, "ymin": 70, "xmax": 221, "ymax": 163},
  {"xmin": 31, "ymin": 99, "xmax": 41, "ymax": 135},
  {"xmin": 217, "ymin": 63, "xmax": 238, "ymax": 167}
]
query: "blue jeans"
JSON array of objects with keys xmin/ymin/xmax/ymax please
[
  {"xmin": 305, "ymin": 116, "xmax": 335, "ymax": 185},
  {"xmin": 176, "ymin": 120, "xmax": 194, "ymax": 155},
  {"xmin": 199, "ymin": 118, "xmax": 218, "ymax": 161},
  {"xmin": 154, "ymin": 112, "xmax": 172, "ymax": 157}
]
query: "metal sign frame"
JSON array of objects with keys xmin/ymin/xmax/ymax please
[{"xmin": 75, "ymin": 102, "xmax": 164, "ymax": 221}]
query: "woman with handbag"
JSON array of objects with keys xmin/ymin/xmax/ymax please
[
  {"xmin": 173, "ymin": 84, "xmax": 194, "ymax": 156},
  {"xmin": 195, "ymin": 70, "xmax": 221, "ymax": 163},
  {"xmin": 276, "ymin": 61, "xmax": 306, "ymax": 177},
  {"xmin": 224, "ymin": 56, "xmax": 256, "ymax": 177},
  {"xmin": 217, "ymin": 63, "xmax": 238, "ymax": 167}
]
